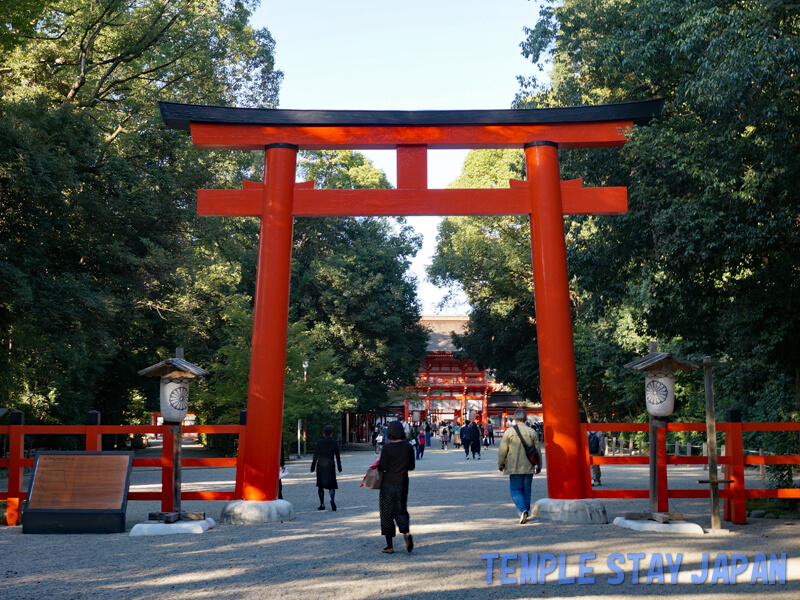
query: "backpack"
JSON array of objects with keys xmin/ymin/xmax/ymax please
[{"xmin": 588, "ymin": 431, "xmax": 600, "ymax": 454}]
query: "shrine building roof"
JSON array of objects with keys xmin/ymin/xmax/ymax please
[{"xmin": 421, "ymin": 315, "xmax": 469, "ymax": 353}]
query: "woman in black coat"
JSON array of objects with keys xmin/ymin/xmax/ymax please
[
  {"xmin": 470, "ymin": 422, "xmax": 482, "ymax": 459},
  {"xmin": 311, "ymin": 425, "xmax": 342, "ymax": 510},
  {"xmin": 377, "ymin": 421, "xmax": 415, "ymax": 554}
]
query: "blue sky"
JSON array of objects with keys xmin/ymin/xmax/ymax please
[{"xmin": 252, "ymin": 1, "xmax": 542, "ymax": 312}]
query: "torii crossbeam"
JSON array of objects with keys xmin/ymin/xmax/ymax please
[{"xmin": 160, "ymin": 99, "xmax": 663, "ymax": 503}]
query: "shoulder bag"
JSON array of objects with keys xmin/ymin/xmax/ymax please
[
  {"xmin": 360, "ymin": 460, "xmax": 382, "ymax": 489},
  {"xmin": 513, "ymin": 424, "xmax": 542, "ymax": 472}
]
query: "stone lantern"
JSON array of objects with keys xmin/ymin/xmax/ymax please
[
  {"xmin": 138, "ymin": 348, "xmax": 209, "ymax": 424},
  {"xmin": 620, "ymin": 342, "xmax": 699, "ymax": 526},
  {"xmin": 133, "ymin": 348, "xmax": 212, "ymax": 534},
  {"xmin": 623, "ymin": 342, "xmax": 697, "ymax": 417}
]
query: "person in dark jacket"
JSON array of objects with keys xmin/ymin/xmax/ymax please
[
  {"xmin": 377, "ymin": 421, "xmax": 415, "ymax": 553},
  {"xmin": 311, "ymin": 425, "xmax": 342, "ymax": 511},
  {"xmin": 470, "ymin": 421, "xmax": 482, "ymax": 459},
  {"xmin": 279, "ymin": 439, "xmax": 285, "ymax": 500},
  {"xmin": 461, "ymin": 420, "xmax": 472, "ymax": 458}
]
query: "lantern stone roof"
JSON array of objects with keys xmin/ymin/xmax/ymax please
[
  {"xmin": 623, "ymin": 352, "xmax": 698, "ymax": 373},
  {"xmin": 138, "ymin": 356, "xmax": 210, "ymax": 379},
  {"xmin": 421, "ymin": 315, "xmax": 469, "ymax": 352}
]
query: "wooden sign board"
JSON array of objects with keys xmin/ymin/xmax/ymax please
[{"xmin": 23, "ymin": 451, "xmax": 134, "ymax": 534}]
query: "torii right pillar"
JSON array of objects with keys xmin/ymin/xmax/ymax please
[{"xmin": 526, "ymin": 141, "xmax": 584, "ymax": 499}]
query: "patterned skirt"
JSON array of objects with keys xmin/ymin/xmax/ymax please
[{"xmin": 379, "ymin": 482, "xmax": 410, "ymax": 537}]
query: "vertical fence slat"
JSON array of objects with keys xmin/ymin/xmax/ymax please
[
  {"xmin": 235, "ymin": 410, "xmax": 247, "ymax": 499},
  {"xmin": 5, "ymin": 411, "xmax": 24, "ymax": 526},
  {"xmin": 85, "ymin": 411, "xmax": 101, "ymax": 451},
  {"xmin": 161, "ymin": 423, "xmax": 174, "ymax": 512},
  {"xmin": 657, "ymin": 422, "xmax": 669, "ymax": 513},
  {"xmin": 579, "ymin": 413, "xmax": 592, "ymax": 497},
  {"xmin": 726, "ymin": 409, "xmax": 747, "ymax": 524}
]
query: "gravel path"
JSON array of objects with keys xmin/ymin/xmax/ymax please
[{"xmin": 2, "ymin": 441, "xmax": 799, "ymax": 599}]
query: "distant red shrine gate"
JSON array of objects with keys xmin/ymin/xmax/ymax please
[{"xmin": 159, "ymin": 99, "xmax": 663, "ymax": 502}]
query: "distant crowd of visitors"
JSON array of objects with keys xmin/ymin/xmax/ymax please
[
  {"xmin": 370, "ymin": 419, "xmax": 499, "ymax": 460},
  {"xmin": 305, "ymin": 411, "xmax": 556, "ymax": 554}
]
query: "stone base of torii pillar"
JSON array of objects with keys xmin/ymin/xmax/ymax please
[
  {"xmin": 220, "ymin": 499, "xmax": 295, "ymax": 525},
  {"xmin": 532, "ymin": 498, "xmax": 609, "ymax": 524}
]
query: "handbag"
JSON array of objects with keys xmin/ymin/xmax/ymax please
[
  {"xmin": 513, "ymin": 424, "xmax": 541, "ymax": 472},
  {"xmin": 360, "ymin": 460, "xmax": 382, "ymax": 489}
]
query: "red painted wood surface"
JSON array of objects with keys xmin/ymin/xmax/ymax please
[
  {"xmin": 5, "ymin": 420, "xmax": 24, "ymax": 525},
  {"xmin": 526, "ymin": 142, "xmax": 586, "ymax": 499},
  {"xmin": 397, "ymin": 145, "xmax": 428, "ymax": 189},
  {"xmin": 161, "ymin": 424, "xmax": 174, "ymax": 512},
  {"xmin": 85, "ymin": 423, "xmax": 101, "ymax": 452},
  {"xmin": 724, "ymin": 420, "xmax": 747, "ymax": 524},
  {"xmin": 189, "ymin": 121, "xmax": 633, "ymax": 151},
  {"xmin": 198, "ymin": 183, "xmax": 627, "ymax": 217},
  {"xmin": 656, "ymin": 425, "xmax": 669, "ymax": 512},
  {"xmin": 235, "ymin": 421, "xmax": 246, "ymax": 499},
  {"xmin": 587, "ymin": 423, "xmax": 649, "ymax": 433},
  {"xmin": 241, "ymin": 145, "xmax": 298, "ymax": 502},
  {"xmin": 581, "ymin": 422, "xmax": 593, "ymax": 494}
]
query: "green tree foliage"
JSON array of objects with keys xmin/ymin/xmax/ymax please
[
  {"xmin": 0, "ymin": 0, "xmax": 49, "ymax": 53},
  {"xmin": 1, "ymin": 2, "xmax": 428, "ymax": 438},
  {"xmin": 0, "ymin": 98, "xmax": 203, "ymax": 423},
  {"xmin": 1, "ymin": 1, "xmax": 281, "ymax": 122},
  {"xmin": 0, "ymin": 0, "xmax": 282, "ymax": 426},
  {"xmin": 517, "ymin": 0, "xmax": 800, "ymax": 426}
]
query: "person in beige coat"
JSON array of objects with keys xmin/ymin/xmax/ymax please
[{"xmin": 497, "ymin": 409, "xmax": 542, "ymax": 524}]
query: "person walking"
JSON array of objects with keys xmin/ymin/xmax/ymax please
[
  {"xmin": 588, "ymin": 429, "xmax": 607, "ymax": 486},
  {"xmin": 372, "ymin": 426, "xmax": 382, "ymax": 454},
  {"xmin": 453, "ymin": 423, "xmax": 462, "ymax": 449},
  {"xmin": 416, "ymin": 426, "xmax": 426, "ymax": 460},
  {"xmin": 461, "ymin": 419, "xmax": 472, "ymax": 458},
  {"xmin": 407, "ymin": 421, "xmax": 419, "ymax": 458},
  {"xmin": 424, "ymin": 421, "xmax": 432, "ymax": 447},
  {"xmin": 488, "ymin": 421, "xmax": 495, "ymax": 445},
  {"xmin": 439, "ymin": 424, "xmax": 450, "ymax": 450},
  {"xmin": 378, "ymin": 421, "xmax": 415, "ymax": 554},
  {"xmin": 278, "ymin": 438, "xmax": 286, "ymax": 500},
  {"xmin": 310, "ymin": 425, "xmax": 342, "ymax": 511},
  {"xmin": 497, "ymin": 409, "xmax": 542, "ymax": 524},
  {"xmin": 470, "ymin": 420, "xmax": 482, "ymax": 459}
]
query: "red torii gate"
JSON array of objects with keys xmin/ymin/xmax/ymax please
[{"xmin": 159, "ymin": 99, "xmax": 663, "ymax": 503}]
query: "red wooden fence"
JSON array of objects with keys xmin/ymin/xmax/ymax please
[
  {"xmin": 1, "ymin": 413, "xmax": 245, "ymax": 526},
  {"xmin": 4, "ymin": 412, "xmax": 799, "ymax": 527},
  {"xmin": 581, "ymin": 420, "xmax": 800, "ymax": 525}
]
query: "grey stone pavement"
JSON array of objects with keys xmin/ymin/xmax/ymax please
[{"xmin": 2, "ymin": 439, "xmax": 800, "ymax": 600}]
